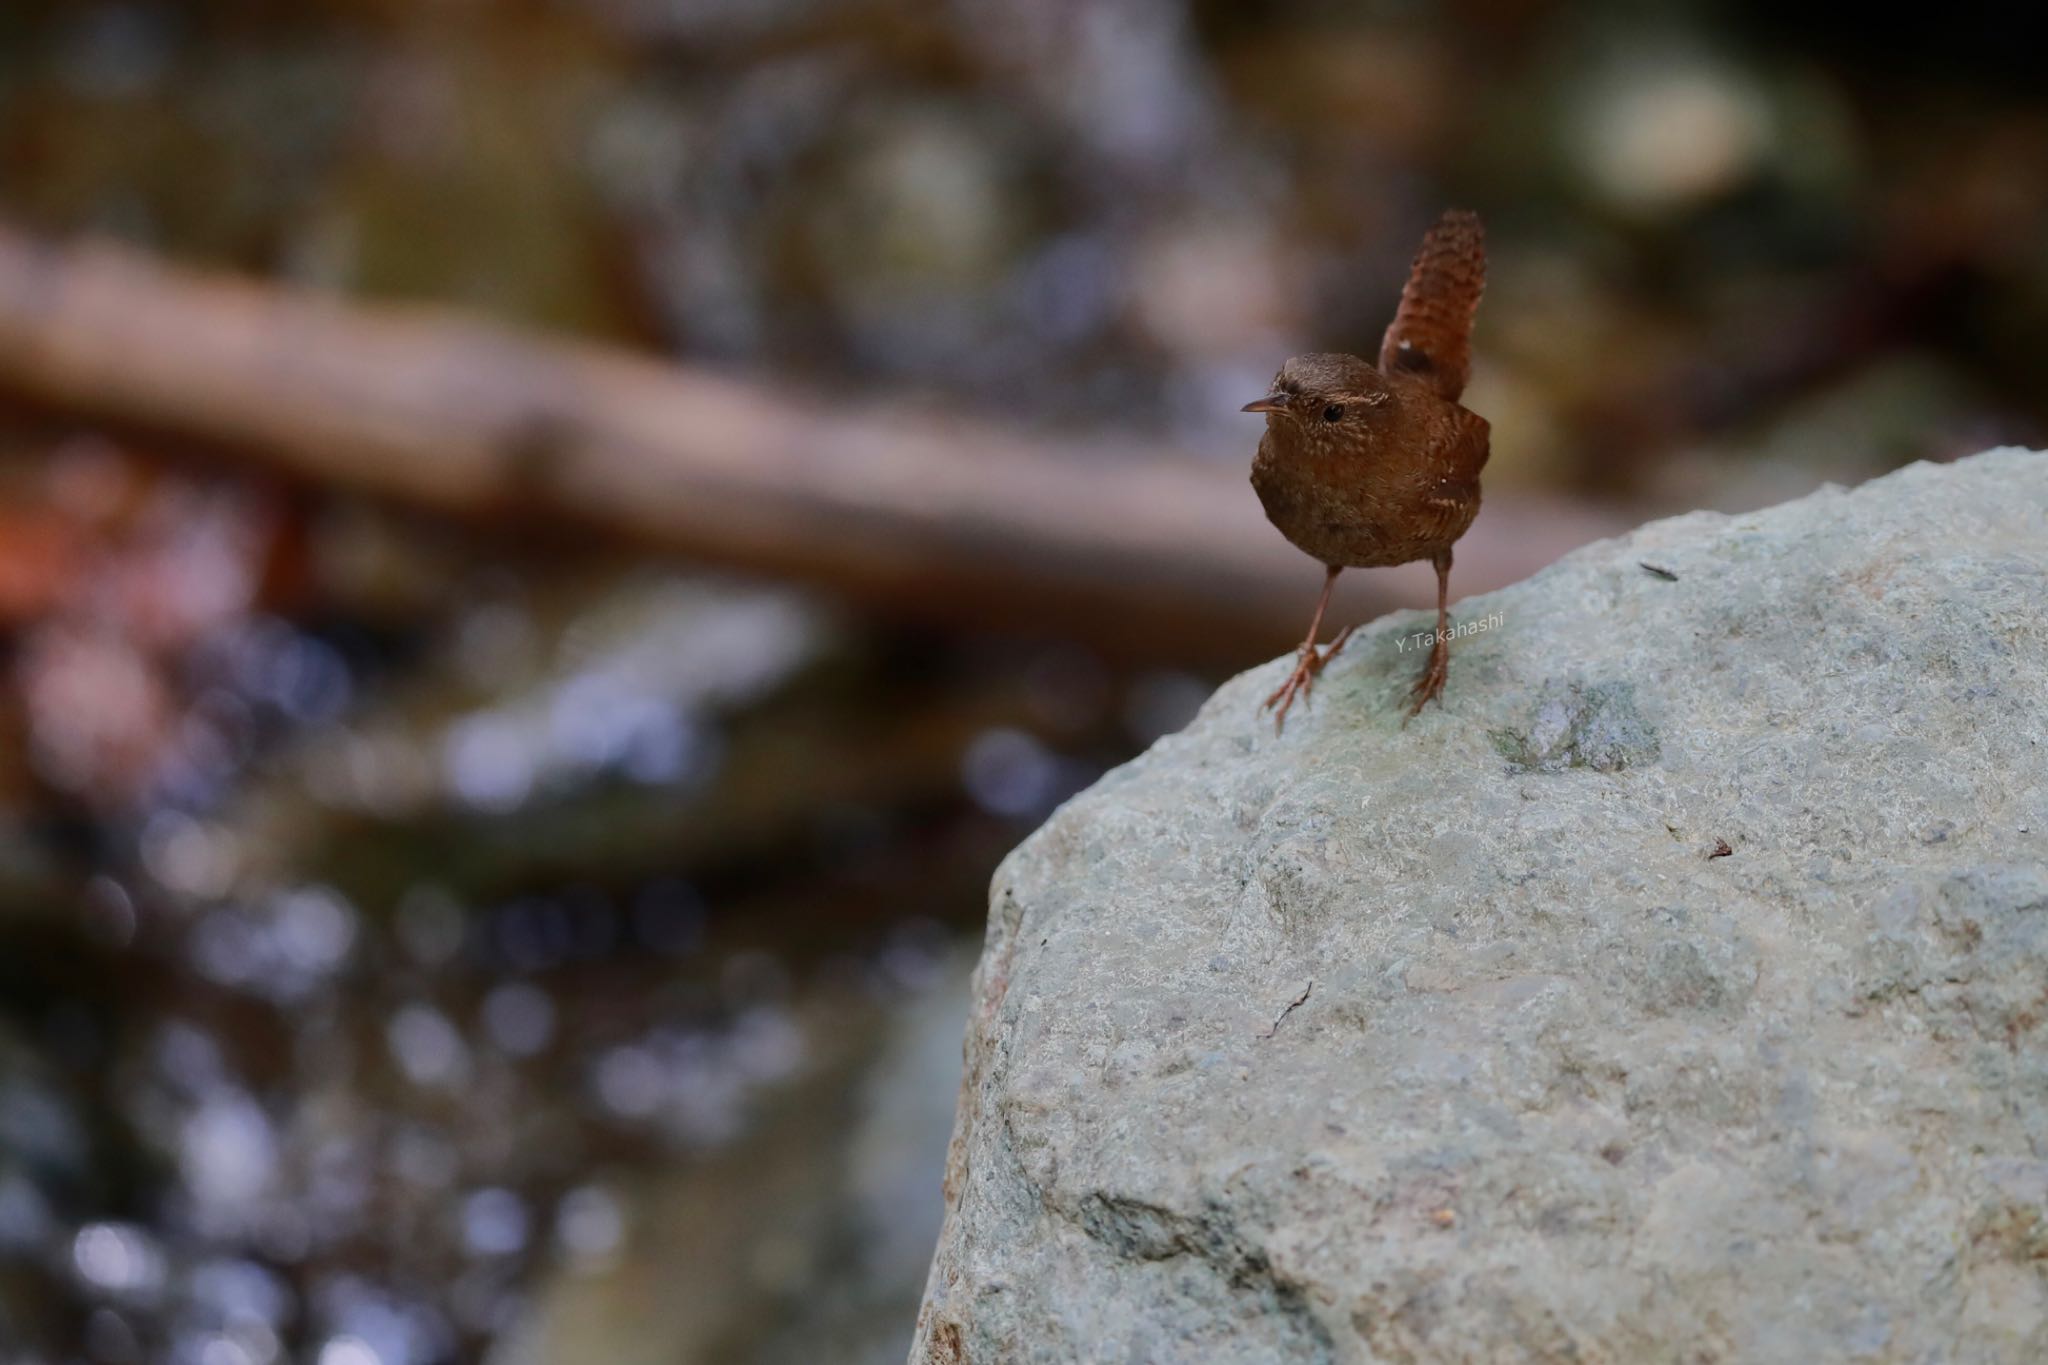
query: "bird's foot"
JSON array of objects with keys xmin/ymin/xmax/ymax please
[
  {"xmin": 1262, "ymin": 627, "xmax": 1355, "ymax": 732},
  {"xmin": 1403, "ymin": 641, "xmax": 1448, "ymax": 722}
]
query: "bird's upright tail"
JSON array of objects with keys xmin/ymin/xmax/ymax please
[{"xmin": 1379, "ymin": 209, "xmax": 1486, "ymax": 403}]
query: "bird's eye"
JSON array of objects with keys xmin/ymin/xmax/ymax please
[{"xmin": 1323, "ymin": 404, "xmax": 1345, "ymax": 422}]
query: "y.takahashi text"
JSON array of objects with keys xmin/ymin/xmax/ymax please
[{"xmin": 1395, "ymin": 610, "xmax": 1503, "ymax": 654}]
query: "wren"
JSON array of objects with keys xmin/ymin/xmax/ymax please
[{"xmin": 1243, "ymin": 209, "xmax": 1489, "ymax": 730}]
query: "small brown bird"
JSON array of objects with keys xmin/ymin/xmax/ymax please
[{"xmin": 1244, "ymin": 209, "xmax": 1489, "ymax": 729}]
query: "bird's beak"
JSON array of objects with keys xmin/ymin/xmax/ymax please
[{"xmin": 1241, "ymin": 395, "xmax": 1287, "ymax": 414}]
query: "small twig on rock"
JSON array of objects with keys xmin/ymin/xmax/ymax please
[
  {"xmin": 1639, "ymin": 562, "xmax": 1679, "ymax": 581},
  {"xmin": 1263, "ymin": 980, "xmax": 1314, "ymax": 1038}
]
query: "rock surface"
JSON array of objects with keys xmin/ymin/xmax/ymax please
[{"xmin": 911, "ymin": 449, "xmax": 2048, "ymax": 1364}]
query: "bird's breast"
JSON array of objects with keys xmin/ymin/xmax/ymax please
[{"xmin": 1250, "ymin": 409, "xmax": 1484, "ymax": 569}]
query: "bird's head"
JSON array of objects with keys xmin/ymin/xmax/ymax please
[{"xmin": 1242, "ymin": 353, "xmax": 1393, "ymax": 450}]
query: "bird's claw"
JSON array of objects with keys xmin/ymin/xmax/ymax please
[
  {"xmin": 1404, "ymin": 644, "xmax": 1448, "ymax": 722},
  {"xmin": 1262, "ymin": 627, "xmax": 1353, "ymax": 733},
  {"xmin": 1262, "ymin": 658, "xmax": 1315, "ymax": 732}
]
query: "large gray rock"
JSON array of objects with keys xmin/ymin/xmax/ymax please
[{"xmin": 912, "ymin": 449, "xmax": 2048, "ymax": 1364}]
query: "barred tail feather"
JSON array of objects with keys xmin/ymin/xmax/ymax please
[{"xmin": 1379, "ymin": 209, "xmax": 1486, "ymax": 403}]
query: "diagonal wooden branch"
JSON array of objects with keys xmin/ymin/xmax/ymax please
[{"xmin": 0, "ymin": 226, "xmax": 1635, "ymax": 659}]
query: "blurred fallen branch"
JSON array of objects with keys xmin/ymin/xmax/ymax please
[{"xmin": 0, "ymin": 226, "xmax": 1638, "ymax": 659}]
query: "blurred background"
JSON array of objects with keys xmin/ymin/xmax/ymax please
[{"xmin": 0, "ymin": 2, "xmax": 2044, "ymax": 1363}]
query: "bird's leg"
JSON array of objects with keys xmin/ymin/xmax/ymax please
[
  {"xmin": 1406, "ymin": 549, "xmax": 1453, "ymax": 720},
  {"xmin": 1263, "ymin": 566, "xmax": 1351, "ymax": 731}
]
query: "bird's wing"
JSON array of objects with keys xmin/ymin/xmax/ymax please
[{"xmin": 1378, "ymin": 210, "xmax": 1486, "ymax": 403}]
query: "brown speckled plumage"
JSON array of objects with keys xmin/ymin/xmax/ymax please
[
  {"xmin": 1244, "ymin": 210, "xmax": 1490, "ymax": 729},
  {"xmin": 1249, "ymin": 354, "xmax": 1489, "ymax": 570}
]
